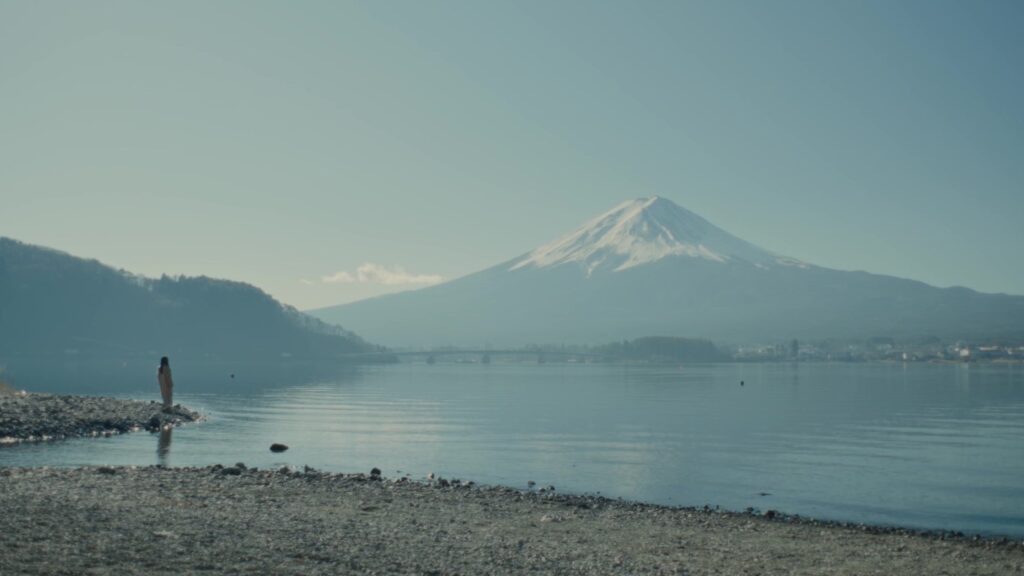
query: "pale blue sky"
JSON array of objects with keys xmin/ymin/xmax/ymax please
[{"xmin": 2, "ymin": 1, "xmax": 1022, "ymax": 309}]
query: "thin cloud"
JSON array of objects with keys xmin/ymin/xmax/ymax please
[
  {"xmin": 321, "ymin": 271, "xmax": 356, "ymax": 284},
  {"xmin": 320, "ymin": 263, "xmax": 442, "ymax": 286}
]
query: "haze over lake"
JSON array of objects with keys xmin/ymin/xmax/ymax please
[
  {"xmin": 3, "ymin": 3, "xmax": 1024, "ymax": 573},
  {"xmin": 5, "ymin": 362, "xmax": 1023, "ymax": 537}
]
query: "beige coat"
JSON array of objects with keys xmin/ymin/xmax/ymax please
[{"xmin": 158, "ymin": 366, "xmax": 174, "ymax": 407}]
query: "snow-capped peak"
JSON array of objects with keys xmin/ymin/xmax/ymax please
[{"xmin": 509, "ymin": 196, "xmax": 803, "ymax": 275}]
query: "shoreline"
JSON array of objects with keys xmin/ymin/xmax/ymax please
[
  {"xmin": 1, "ymin": 465, "xmax": 1021, "ymax": 575},
  {"xmin": 0, "ymin": 391, "xmax": 201, "ymax": 445},
  {"xmin": 2, "ymin": 391, "xmax": 1022, "ymax": 573}
]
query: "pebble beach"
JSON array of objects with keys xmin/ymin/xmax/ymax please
[
  {"xmin": 1, "ymin": 464, "xmax": 1022, "ymax": 575},
  {"xmin": 0, "ymin": 392, "xmax": 1022, "ymax": 575},
  {"xmin": 0, "ymin": 391, "xmax": 200, "ymax": 444}
]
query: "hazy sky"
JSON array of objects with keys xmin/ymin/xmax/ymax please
[{"xmin": 3, "ymin": 1, "xmax": 1022, "ymax": 310}]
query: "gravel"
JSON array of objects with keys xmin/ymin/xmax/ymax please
[
  {"xmin": 0, "ymin": 392, "xmax": 201, "ymax": 444},
  {"xmin": 1, "ymin": 465, "xmax": 1021, "ymax": 575},
  {"xmin": 0, "ymin": 392, "xmax": 1020, "ymax": 574}
]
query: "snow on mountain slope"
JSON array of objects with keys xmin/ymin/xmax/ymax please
[
  {"xmin": 311, "ymin": 196, "xmax": 1024, "ymax": 347},
  {"xmin": 509, "ymin": 196, "xmax": 807, "ymax": 276}
]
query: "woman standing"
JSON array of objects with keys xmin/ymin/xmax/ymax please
[{"xmin": 158, "ymin": 356, "xmax": 174, "ymax": 410}]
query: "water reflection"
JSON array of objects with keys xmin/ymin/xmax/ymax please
[
  {"xmin": 955, "ymin": 362, "xmax": 971, "ymax": 391},
  {"xmin": 1, "ymin": 363, "xmax": 1022, "ymax": 536},
  {"xmin": 157, "ymin": 427, "xmax": 172, "ymax": 466}
]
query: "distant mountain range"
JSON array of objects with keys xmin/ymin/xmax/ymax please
[
  {"xmin": 311, "ymin": 197, "xmax": 1024, "ymax": 347},
  {"xmin": 0, "ymin": 237, "xmax": 383, "ymax": 362}
]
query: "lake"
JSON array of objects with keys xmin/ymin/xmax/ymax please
[{"xmin": 2, "ymin": 361, "xmax": 1023, "ymax": 537}]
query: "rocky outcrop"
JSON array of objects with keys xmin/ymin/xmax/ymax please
[{"xmin": 0, "ymin": 393, "xmax": 200, "ymax": 444}]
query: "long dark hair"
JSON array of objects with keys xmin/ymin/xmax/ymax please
[{"xmin": 159, "ymin": 356, "xmax": 169, "ymax": 374}]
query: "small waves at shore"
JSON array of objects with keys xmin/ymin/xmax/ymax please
[{"xmin": 1, "ymin": 362, "xmax": 1023, "ymax": 537}]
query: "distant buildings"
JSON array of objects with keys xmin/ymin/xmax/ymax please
[{"xmin": 731, "ymin": 338, "xmax": 1022, "ymax": 363}]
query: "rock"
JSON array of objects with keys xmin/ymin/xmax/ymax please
[
  {"xmin": 764, "ymin": 510, "xmax": 777, "ymax": 519},
  {"xmin": 97, "ymin": 467, "xmax": 117, "ymax": 475},
  {"xmin": 270, "ymin": 443, "xmax": 288, "ymax": 453},
  {"xmin": 220, "ymin": 466, "xmax": 242, "ymax": 476},
  {"xmin": 370, "ymin": 467, "xmax": 382, "ymax": 478}
]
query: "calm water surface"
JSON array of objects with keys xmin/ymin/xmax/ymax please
[{"xmin": 2, "ymin": 362, "xmax": 1023, "ymax": 536}]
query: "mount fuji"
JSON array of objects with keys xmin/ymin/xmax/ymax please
[
  {"xmin": 507, "ymin": 197, "xmax": 805, "ymax": 275},
  {"xmin": 311, "ymin": 197, "xmax": 1024, "ymax": 347}
]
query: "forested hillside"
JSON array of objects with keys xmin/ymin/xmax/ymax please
[{"xmin": 0, "ymin": 238, "xmax": 384, "ymax": 362}]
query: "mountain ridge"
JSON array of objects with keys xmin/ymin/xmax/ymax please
[
  {"xmin": 0, "ymin": 236, "xmax": 383, "ymax": 362},
  {"xmin": 311, "ymin": 197, "xmax": 1024, "ymax": 347}
]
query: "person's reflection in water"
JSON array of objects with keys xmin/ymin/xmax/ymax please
[{"xmin": 157, "ymin": 426, "xmax": 173, "ymax": 467}]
